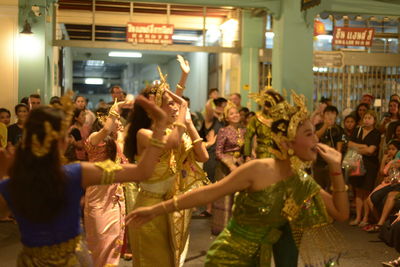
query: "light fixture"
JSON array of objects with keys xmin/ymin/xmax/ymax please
[
  {"xmin": 85, "ymin": 78, "xmax": 104, "ymax": 85},
  {"xmin": 20, "ymin": 19, "xmax": 33, "ymax": 35},
  {"xmin": 108, "ymin": 51, "xmax": 142, "ymax": 58},
  {"xmin": 172, "ymin": 35, "xmax": 199, "ymax": 41},
  {"xmin": 220, "ymin": 19, "xmax": 238, "ymax": 31},
  {"xmin": 86, "ymin": 60, "xmax": 105, "ymax": 66}
]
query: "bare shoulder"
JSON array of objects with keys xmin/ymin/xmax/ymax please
[
  {"xmin": 137, "ymin": 128, "xmax": 152, "ymax": 139},
  {"xmin": 242, "ymin": 158, "xmax": 273, "ymax": 174}
]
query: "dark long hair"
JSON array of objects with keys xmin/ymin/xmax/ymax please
[
  {"xmin": 8, "ymin": 106, "xmax": 66, "ymax": 223},
  {"xmin": 124, "ymin": 87, "xmax": 154, "ymax": 162},
  {"xmin": 90, "ymin": 107, "xmax": 117, "ymax": 161}
]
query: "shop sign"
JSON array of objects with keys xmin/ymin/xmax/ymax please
[
  {"xmin": 313, "ymin": 51, "xmax": 344, "ymax": 68},
  {"xmin": 332, "ymin": 27, "xmax": 375, "ymax": 47},
  {"xmin": 126, "ymin": 23, "xmax": 174, "ymax": 45},
  {"xmin": 301, "ymin": 0, "xmax": 321, "ymax": 11}
]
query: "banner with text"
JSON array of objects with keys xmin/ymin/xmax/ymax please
[
  {"xmin": 127, "ymin": 23, "xmax": 174, "ymax": 45},
  {"xmin": 333, "ymin": 27, "xmax": 375, "ymax": 47}
]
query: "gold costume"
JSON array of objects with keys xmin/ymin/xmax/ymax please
[
  {"xmin": 244, "ymin": 112, "xmax": 273, "ymax": 159},
  {"xmin": 130, "ymin": 130, "xmax": 208, "ymax": 267}
]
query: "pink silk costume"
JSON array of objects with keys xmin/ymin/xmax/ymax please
[
  {"xmin": 129, "ymin": 130, "xmax": 209, "ymax": 267},
  {"xmin": 84, "ymin": 140, "xmax": 128, "ymax": 267}
]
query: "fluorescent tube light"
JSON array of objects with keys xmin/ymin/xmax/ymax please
[
  {"xmin": 85, "ymin": 78, "xmax": 104, "ymax": 85},
  {"xmin": 108, "ymin": 51, "xmax": 142, "ymax": 58}
]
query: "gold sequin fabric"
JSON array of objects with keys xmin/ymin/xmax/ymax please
[
  {"xmin": 17, "ymin": 235, "xmax": 92, "ymax": 267},
  {"xmin": 205, "ymin": 171, "xmax": 344, "ymax": 267},
  {"xmin": 244, "ymin": 113, "xmax": 274, "ymax": 159}
]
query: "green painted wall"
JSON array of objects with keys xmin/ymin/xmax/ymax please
[
  {"xmin": 272, "ymin": 0, "xmax": 314, "ymax": 108},
  {"xmin": 240, "ymin": 10, "xmax": 264, "ymax": 111},
  {"xmin": 18, "ymin": 0, "xmax": 54, "ymax": 103}
]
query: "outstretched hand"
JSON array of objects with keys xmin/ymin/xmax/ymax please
[
  {"xmin": 316, "ymin": 143, "xmax": 342, "ymax": 166},
  {"xmin": 135, "ymin": 95, "xmax": 167, "ymax": 127},
  {"xmin": 177, "ymin": 55, "xmax": 190, "ymax": 74},
  {"xmin": 126, "ymin": 206, "xmax": 157, "ymax": 228}
]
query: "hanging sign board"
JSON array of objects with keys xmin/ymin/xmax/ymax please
[
  {"xmin": 127, "ymin": 23, "xmax": 174, "ymax": 45},
  {"xmin": 332, "ymin": 27, "xmax": 375, "ymax": 47},
  {"xmin": 313, "ymin": 51, "xmax": 344, "ymax": 68}
]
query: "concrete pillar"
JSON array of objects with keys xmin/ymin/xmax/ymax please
[
  {"xmin": 272, "ymin": 0, "xmax": 314, "ymax": 108},
  {"xmin": 240, "ymin": 9, "xmax": 264, "ymax": 111}
]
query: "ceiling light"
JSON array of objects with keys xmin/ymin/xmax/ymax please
[
  {"xmin": 108, "ymin": 51, "xmax": 142, "ymax": 58},
  {"xmin": 85, "ymin": 78, "xmax": 104, "ymax": 85},
  {"xmin": 316, "ymin": 35, "xmax": 333, "ymax": 41},
  {"xmin": 86, "ymin": 60, "xmax": 104, "ymax": 66},
  {"xmin": 172, "ymin": 35, "xmax": 199, "ymax": 41}
]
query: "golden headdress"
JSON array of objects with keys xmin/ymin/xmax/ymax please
[
  {"xmin": 223, "ymin": 100, "xmax": 237, "ymax": 119},
  {"xmin": 150, "ymin": 66, "xmax": 170, "ymax": 107},
  {"xmin": 96, "ymin": 98, "xmax": 119, "ymax": 126},
  {"xmin": 28, "ymin": 91, "xmax": 75, "ymax": 157},
  {"xmin": 264, "ymin": 89, "xmax": 309, "ymax": 162}
]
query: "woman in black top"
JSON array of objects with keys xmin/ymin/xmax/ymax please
[
  {"xmin": 348, "ymin": 110, "xmax": 381, "ymax": 226},
  {"xmin": 7, "ymin": 104, "xmax": 29, "ymax": 152}
]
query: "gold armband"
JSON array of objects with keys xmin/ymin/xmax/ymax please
[
  {"xmin": 149, "ymin": 137, "xmax": 166, "ymax": 149},
  {"xmin": 173, "ymin": 122, "xmax": 187, "ymax": 130},
  {"xmin": 94, "ymin": 159, "xmax": 123, "ymax": 185},
  {"xmin": 176, "ymin": 84, "xmax": 186, "ymax": 91},
  {"xmin": 173, "ymin": 195, "xmax": 180, "ymax": 211},
  {"xmin": 330, "ymin": 185, "xmax": 349, "ymax": 193},
  {"xmin": 192, "ymin": 138, "xmax": 203, "ymax": 145}
]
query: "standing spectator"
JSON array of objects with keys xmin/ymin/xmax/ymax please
[
  {"xmin": 49, "ymin": 96, "xmax": 61, "ymax": 105},
  {"xmin": 348, "ymin": 110, "xmax": 381, "ymax": 227},
  {"xmin": 238, "ymin": 107, "xmax": 249, "ymax": 127},
  {"xmin": 313, "ymin": 106, "xmax": 344, "ymax": 190},
  {"xmin": 341, "ymin": 114, "xmax": 357, "ymax": 155},
  {"xmin": 74, "ymin": 95, "xmax": 96, "ymax": 130},
  {"xmin": 361, "ymin": 93, "xmax": 375, "ymax": 107},
  {"xmin": 7, "ymin": 104, "xmax": 29, "ymax": 152},
  {"xmin": 28, "ymin": 94, "xmax": 41, "ymax": 110},
  {"xmin": 212, "ymin": 102, "xmax": 246, "ymax": 235},
  {"xmin": 310, "ymin": 97, "xmax": 331, "ymax": 125},
  {"xmin": 229, "ymin": 93, "xmax": 242, "ymax": 110},
  {"xmin": 390, "ymin": 123, "xmax": 400, "ymax": 142},
  {"xmin": 68, "ymin": 108, "xmax": 89, "ymax": 161},
  {"xmin": 355, "ymin": 103, "xmax": 369, "ymax": 126},
  {"xmin": 0, "ymin": 108, "xmax": 11, "ymax": 126},
  {"xmin": 390, "ymin": 94, "xmax": 400, "ymax": 102},
  {"xmin": 110, "ymin": 85, "xmax": 125, "ymax": 102},
  {"xmin": 379, "ymin": 100, "xmax": 400, "ymax": 135},
  {"xmin": 20, "ymin": 97, "xmax": 29, "ymax": 106}
]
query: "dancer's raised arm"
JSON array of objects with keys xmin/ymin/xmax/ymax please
[
  {"xmin": 81, "ymin": 96, "xmax": 167, "ymax": 187},
  {"xmin": 175, "ymin": 55, "xmax": 190, "ymax": 97}
]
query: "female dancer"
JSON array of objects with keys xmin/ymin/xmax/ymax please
[
  {"xmin": 124, "ymin": 69, "xmax": 208, "ymax": 267},
  {"xmin": 84, "ymin": 101, "xmax": 130, "ymax": 267},
  {"xmin": 212, "ymin": 101, "xmax": 246, "ymax": 235},
  {"xmin": 0, "ymin": 95, "xmax": 168, "ymax": 266},
  {"xmin": 127, "ymin": 90, "xmax": 349, "ymax": 267}
]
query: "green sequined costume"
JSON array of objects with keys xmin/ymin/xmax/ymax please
[
  {"xmin": 205, "ymin": 170, "xmax": 344, "ymax": 267},
  {"xmin": 244, "ymin": 112, "xmax": 273, "ymax": 159}
]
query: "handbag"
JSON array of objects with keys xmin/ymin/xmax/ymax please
[{"xmin": 342, "ymin": 127, "xmax": 366, "ymax": 177}]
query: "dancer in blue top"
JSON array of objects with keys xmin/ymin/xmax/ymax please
[{"xmin": 0, "ymin": 94, "xmax": 168, "ymax": 267}]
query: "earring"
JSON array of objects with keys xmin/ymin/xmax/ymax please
[{"xmin": 288, "ymin": 148, "xmax": 294, "ymax": 156}]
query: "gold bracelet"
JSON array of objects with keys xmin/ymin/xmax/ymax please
[
  {"xmin": 94, "ymin": 159, "xmax": 123, "ymax": 185},
  {"xmin": 149, "ymin": 137, "xmax": 166, "ymax": 149},
  {"xmin": 173, "ymin": 195, "xmax": 180, "ymax": 211},
  {"xmin": 161, "ymin": 201, "xmax": 168, "ymax": 213},
  {"xmin": 330, "ymin": 185, "xmax": 349, "ymax": 193},
  {"xmin": 173, "ymin": 122, "xmax": 187, "ymax": 130},
  {"xmin": 176, "ymin": 84, "xmax": 186, "ymax": 91},
  {"xmin": 108, "ymin": 110, "xmax": 120, "ymax": 119},
  {"xmin": 192, "ymin": 138, "xmax": 203, "ymax": 145}
]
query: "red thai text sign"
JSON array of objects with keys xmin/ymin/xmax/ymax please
[
  {"xmin": 126, "ymin": 23, "xmax": 174, "ymax": 45},
  {"xmin": 333, "ymin": 27, "xmax": 375, "ymax": 47}
]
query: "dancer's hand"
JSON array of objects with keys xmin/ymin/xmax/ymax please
[
  {"xmin": 135, "ymin": 95, "xmax": 167, "ymax": 129},
  {"xmin": 126, "ymin": 207, "xmax": 157, "ymax": 227},
  {"xmin": 177, "ymin": 55, "xmax": 190, "ymax": 74},
  {"xmin": 316, "ymin": 143, "xmax": 342, "ymax": 167}
]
